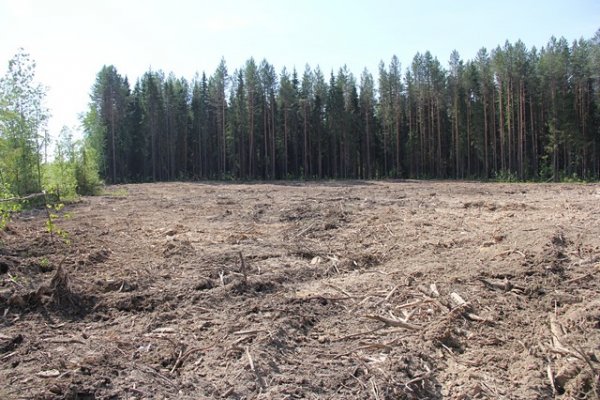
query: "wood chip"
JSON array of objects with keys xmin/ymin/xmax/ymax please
[
  {"xmin": 37, "ymin": 369, "xmax": 61, "ymax": 378},
  {"xmin": 152, "ymin": 327, "xmax": 176, "ymax": 334},
  {"xmin": 450, "ymin": 292, "xmax": 468, "ymax": 308}
]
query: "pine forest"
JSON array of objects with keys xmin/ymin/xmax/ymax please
[{"xmin": 85, "ymin": 32, "xmax": 600, "ymax": 184}]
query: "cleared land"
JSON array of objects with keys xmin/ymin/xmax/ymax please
[{"xmin": 1, "ymin": 181, "xmax": 599, "ymax": 399}]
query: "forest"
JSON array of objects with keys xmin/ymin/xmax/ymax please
[
  {"xmin": 1, "ymin": 30, "xmax": 600, "ymax": 201},
  {"xmin": 84, "ymin": 31, "xmax": 600, "ymax": 184}
]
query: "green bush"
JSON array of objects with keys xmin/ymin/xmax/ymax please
[
  {"xmin": 493, "ymin": 169, "xmax": 519, "ymax": 183},
  {"xmin": 74, "ymin": 143, "xmax": 103, "ymax": 195},
  {"xmin": 0, "ymin": 183, "xmax": 20, "ymax": 229}
]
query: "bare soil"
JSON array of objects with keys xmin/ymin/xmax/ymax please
[{"xmin": 1, "ymin": 181, "xmax": 599, "ymax": 399}]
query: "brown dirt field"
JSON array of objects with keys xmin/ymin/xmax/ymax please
[{"xmin": 1, "ymin": 181, "xmax": 599, "ymax": 399}]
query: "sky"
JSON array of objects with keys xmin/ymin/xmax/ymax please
[{"xmin": 1, "ymin": 0, "xmax": 598, "ymax": 140}]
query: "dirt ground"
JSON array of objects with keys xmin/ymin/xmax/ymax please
[{"xmin": 1, "ymin": 181, "xmax": 599, "ymax": 399}]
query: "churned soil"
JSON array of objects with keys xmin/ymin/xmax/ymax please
[{"xmin": 1, "ymin": 181, "xmax": 599, "ymax": 399}]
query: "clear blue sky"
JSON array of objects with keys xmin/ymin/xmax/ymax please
[{"xmin": 1, "ymin": 0, "xmax": 598, "ymax": 138}]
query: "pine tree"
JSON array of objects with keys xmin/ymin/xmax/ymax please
[
  {"xmin": 278, "ymin": 67, "xmax": 294, "ymax": 178},
  {"xmin": 77, "ymin": 29, "xmax": 600, "ymax": 184},
  {"xmin": 90, "ymin": 65, "xmax": 130, "ymax": 183}
]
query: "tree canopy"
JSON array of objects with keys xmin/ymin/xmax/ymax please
[
  {"xmin": 0, "ymin": 49, "xmax": 48, "ymax": 195},
  {"xmin": 82, "ymin": 31, "xmax": 599, "ymax": 182},
  {"xmin": 0, "ymin": 49, "xmax": 101, "ymax": 200},
  {"xmin": 86, "ymin": 31, "xmax": 600, "ymax": 183},
  {"xmin": 5, "ymin": 30, "xmax": 599, "ymax": 193}
]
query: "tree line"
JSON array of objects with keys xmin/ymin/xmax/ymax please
[
  {"xmin": 86, "ymin": 31, "xmax": 600, "ymax": 183},
  {"xmin": 63, "ymin": 30, "xmax": 600, "ymax": 183}
]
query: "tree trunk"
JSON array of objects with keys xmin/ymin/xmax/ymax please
[
  {"xmin": 483, "ymin": 90, "xmax": 489, "ymax": 177},
  {"xmin": 303, "ymin": 102, "xmax": 309, "ymax": 176},
  {"xmin": 284, "ymin": 108, "xmax": 288, "ymax": 178},
  {"xmin": 111, "ymin": 102, "xmax": 117, "ymax": 183},
  {"xmin": 365, "ymin": 107, "xmax": 371, "ymax": 179},
  {"xmin": 249, "ymin": 94, "xmax": 254, "ymax": 177},
  {"xmin": 436, "ymin": 97, "xmax": 442, "ymax": 177},
  {"xmin": 498, "ymin": 79, "xmax": 505, "ymax": 172}
]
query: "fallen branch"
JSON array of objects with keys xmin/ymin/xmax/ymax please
[
  {"xmin": 547, "ymin": 363, "xmax": 557, "ymax": 397},
  {"xmin": 326, "ymin": 284, "xmax": 360, "ymax": 299},
  {"xmin": 383, "ymin": 285, "xmax": 399, "ymax": 301},
  {"xmin": 138, "ymin": 365, "xmax": 179, "ymax": 390},
  {"xmin": 449, "ymin": 292, "xmax": 493, "ymax": 323},
  {"xmin": 564, "ymin": 267, "xmax": 599, "ymax": 284},
  {"xmin": 170, "ymin": 349, "xmax": 183, "ymax": 374},
  {"xmin": 568, "ymin": 343, "xmax": 598, "ymax": 379},
  {"xmin": 170, "ymin": 347, "xmax": 207, "ymax": 374},
  {"xmin": 233, "ymin": 329, "xmax": 267, "ymax": 336},
  {"xmin": 370, "ymin": 378, "xmax": 381, "ymax": 400},
  {"xmin": 1, "ymin": 351, "xmax": 18, "ymax": 361},
  {"xmin": 478, "ymin": 277, "xmax": 514, "ymax": 291},
  {"xmin": 396, "ymin": 299, "xmax": 425, "ymax": 309},
  {"xmin": 549, "ymin": 314, "xmax": 572, "ymax": 355},
  {"xmin": 245, "ymin": 346, "xmax": 255, "ymax": 371},
  {"xmin": 333, "ymin": 327, "xmax": 383, "ymax": 342},
  {"xmin": 354, "ymin": 342, "xmax": 394, "ymax": 352},
  {"xmin": 364, "ymin": 314, "xmax": 421, "ymax": 331},
  {"xmin": 0, "ymin": 192, "xmax": 46, "ymax": 203},
  {"xmin": 296, "ymin": 222, "xmax": 316, "ymax": 237},
  {"xmin": 403, "ymin": 365, "xmax": 434, "ymax": 389},
  {"xmin": 384, "ymin": 224, "xmax": 396, "ymax": 237},
  {"xmin": 375, "ymin": 285, "xmax": 399, "ymax": 306}
]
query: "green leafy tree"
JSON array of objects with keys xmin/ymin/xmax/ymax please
[
  {"xmin": 0, "ymin": 49, "xmax": 49, "ymax": 195},
  {"xmin": 45, "ymin": 126, "xmax": 77, "ymax": 198}
]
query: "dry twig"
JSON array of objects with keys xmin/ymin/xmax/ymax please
[
  {"xmin": 364, "ymin": 314, "xmax": 421, "ymax": 330},
  {"xmin": 170, "ymin": 347, "xmax": 207, "ymax": 374},
  {"xmin": 375, "ymin": 285, "xmax": 399, "ymax": 306},
  {"xmin": 547, "ymin": 362, "xmax": 557, "ymax": 396},
  {"xmin": 370, "ymin": 378, "xmax": 381, "ymax": 400},
  {"xmin": 245, "ymin": 346, "xmax": 255, "ymax": 371},
  {"xmin": 564, "ymin": 266, "xmax": 599, "ymax": 284},
  {"xmin": 239, "ymin": 251, "xmax": 248, "ymax": 285},
  {"xmin": 333, "ymin": 327, "xmax": 383, "ymax": 342},
  {"xmin": 326, "ymin": 284, "xmax": 359, "ymax": 299},
  {"xmin": 478, "ymin": 277, "xmax": 514, "ymax": 291},
  {"xmin": 403, "ymin": 365, "xmax": 434, "ymax": 390}
]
